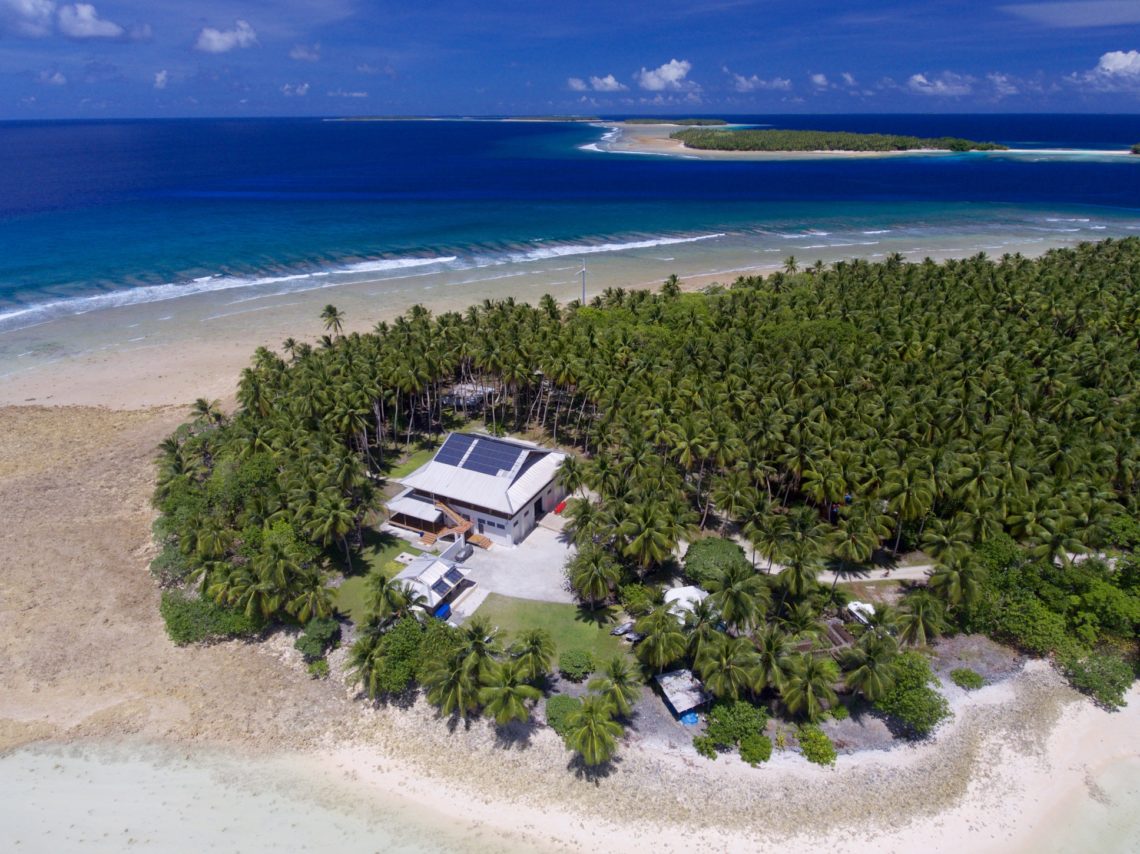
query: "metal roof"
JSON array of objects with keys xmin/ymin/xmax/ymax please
[
  {"xmin": 399, "ymin": 432, "xmax": 566, "ymax": 514},
  {"xmin": 395, "ymin": 555, "xmax": 471, "ymax": 607},
  {"xmin": 654, "ymin": 669, "xmax": 711, "ymax": 716},
  {"xmin": 387, "ymin": 492, "xmax": 444, "ymax": 524}
]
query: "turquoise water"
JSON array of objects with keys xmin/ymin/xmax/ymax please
[
  {"xmin": 1, "ymin": 115, "xmax": 1140, "ymax": 332},
  {"xmin": 0, "ymin": 741, "xmax": 488, "ymax": 853}
]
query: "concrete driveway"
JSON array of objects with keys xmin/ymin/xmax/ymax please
[{"xmin": 461, "ymin": 526, "xmax": 577, "ymax": 604}]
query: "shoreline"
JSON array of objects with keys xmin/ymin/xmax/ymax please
[{"xmin": 593, "ymin": 122, "xmax": 1137, "ymax": 161}]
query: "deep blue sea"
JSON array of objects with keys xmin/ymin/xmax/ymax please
[{"xmin": 1, "ymin": 113, "xmax": 1139, "ymax": 330}]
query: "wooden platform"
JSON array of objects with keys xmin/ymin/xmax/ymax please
[{"xmin": 467, "ymin": 533, "xmax": 492, "ymax": 550}]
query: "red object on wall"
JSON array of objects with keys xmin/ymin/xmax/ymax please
[{"xmin": 554, "ymin": 500, "xmax": 567, "ymax": 514}]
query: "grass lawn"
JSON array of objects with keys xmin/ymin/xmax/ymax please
[
  {"xmin": 333, "ymin": 530, "xmax": 424, "ymax": 623},
  {"xmin": 475, "ymin": 593, "xmax": 628, "ymax": 665},
  {"xmin": 385, "ymin": 442, "xmax": 440, "ymax": 479}
]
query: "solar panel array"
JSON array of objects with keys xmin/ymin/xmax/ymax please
[
  {"xmin": 435, "ymin": 433, "xmax": 477, "ymax": 466},
  {"xmin": 434, "ymin": 434, "xmax": 528, "ymax": 477},
  {"xmin": 462, "ymin": 438, "xmax": 524, "ymax": 476},
  {"xmin": 444, "ymin": 567, "xmax": 464, "ymax": 585},
  {"xmin": 431, "ymin": 578, "xmax": 451, "ymax": 597}
]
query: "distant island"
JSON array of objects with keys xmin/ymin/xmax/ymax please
[
  {"xmin": 626, "ymin": 118, "xmax": 728, "ymax": 126},
  {"xmin": 1132, "ymin": 142, "xmax": 1140, "ymax": 155},
  {"xmin": 671, "ymin": 128, "xmax": 1009, "ymax": 152}
]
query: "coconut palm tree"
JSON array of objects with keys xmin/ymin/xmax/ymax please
[
  {"xmin": 705, "ymin": 561, "xmax": 769, "ymax": 633},
  {"xmin": 587, "ymin": 656, "xmax": 642, "ymax": 717},
  {"xmin": 634, "ymin": 606, "xmax": 687, "ymax": 672},
  {"xmin": 927, "ymin": 556, "xmax": 986, "ymax": 611},
  {"xmin": 683, "ymin": 597, "xmax": 722, "ymax": 662},
  {"xmin": 423, "ymin": 654, "xmax": 481, "ymax": 718},
  {"xmin": 565, "ymin": 694, "xmax": 624, "ymax": 766},
  {"xmin": 780, "ymin": 653, "xmax": 839, "ymax": 722},
  {"xmin": 509, "ymin": 628, "xmax": 555, "ymax": 682},
  {"xmin": 366, "ymin": 573, "xmax": 426, "ymax": 623},
  {"xmin": 841, "ymin": 632, "xmax": 899, "ymax": 701},
  {"xmin": 695, "ymin": 633, "xmax": 763, "ymax": 701},
  {"xmin": 455, "ymin": 614, "xmax": 502, "ymax": 681},
  {"xmin": 478, "ymin": 659, "xmax": 542, "ymax": 725},
  {"xmin": 897, "ymin": 589, "xmax": 945, "ymax": 647},
  {"xmin": 320, "ymin": 303, "xmax": 345, "ymax": 336},
  {"xmin": 754, "ymin": 625, "xmax": 793, "ymax": 693},
  {"xmin": 567, "ymin": 545, "xmax": 620, "ymax": 608}
]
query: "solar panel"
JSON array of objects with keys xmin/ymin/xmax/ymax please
[
  {"xmin": 444, "ymin": 568, "xmax": 464, "ymax": 585},
  {"xmin": 462, "ymin": 438, "xmax": 523, "ymax": 476},
  {"xmin": 435, "ymin": 433, "xmax": 476, "ymax": 467},
  {"xmin": 431, "ymin": 579, "xmax": 451, "ymax": 596}
]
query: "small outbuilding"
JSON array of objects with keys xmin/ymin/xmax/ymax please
[
  {"xmin": 664, "ymin": 585, "xmax": 709, "ymax": 622},
  {"xmin": 395, "ymin": 554, "xmax": 474, "ymax": 618},
  {"xmin": 654, "ymin": 668, "xmax": 711, "ymax": 717}
]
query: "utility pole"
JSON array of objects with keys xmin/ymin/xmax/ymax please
[{"xmin": 580, "ymin": 258, "xmax": 587, "ymax": 305}]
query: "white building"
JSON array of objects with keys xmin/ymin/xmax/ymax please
[
  {"xmin": 387, "ymin": 432, "xmax": 567, "ymax": 547},
  {"xmin": 394, "ymin": 553, "xmax": 473, "ymax": 618}
]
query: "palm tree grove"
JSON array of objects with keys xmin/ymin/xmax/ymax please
[{"xmin": 153, "ymin": 239, "xmax": 1140, "ymax": 769}]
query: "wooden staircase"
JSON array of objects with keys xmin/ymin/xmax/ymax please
[
  {"xmin": 467, "ymin": 533, "xmax": 492, "ymax": 550},
  {"xmin": 434, "ymin": 501, "xmax": 492, "ymax": 550}
]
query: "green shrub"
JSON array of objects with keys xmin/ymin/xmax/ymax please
[
  {"xmin": 874, "ymin": 652, "xmax": 951, "ymax": 737},
  {"xmin": 307, "ymin": 659, "xmax": 330, "ymax": 679},
  {"xmin": 829, "ymin": 703, "xmax": 850, "ymax": 721},
  {"xmin": 950, "ymin": 668, "xmax": 985, "ymax": 690},
  {"xmin": 739, "ymin": 733, "xmax": 773, "ymax": 766},
  {"xmin": 618, "ymin": 583, "xmax": 660, "ymax": 616},
  {"xmin": 558, "ymin": 649, "xmax": 596, "ymax": 681},
  {"xmin": 149, "ymin": 542, "xmax": 196, "ymax": 585},
  {"xmin": 294, "ymin": 617, "xmax": 341, "ymax": 662},
  {"xmin": 797, "ymin": 725, "xmax": 837, "ymax": 766},
  {"xmin": 683, "ymin": 538, "xmax": 750, "ymax": 588},
  {"xmin": 375, "ymin": 616, "xmax": 426, "ymax": 695},
  {"xmin": 994, "ymin": 595, "xmax": 1070, "ymax": 655},
  {"xmin": 705, "ymin": 700, "xmax": 769, "ymax": 749},
  {"xmin": 692, "ymin": 735, "xmax": 718, "ymax": 760},
  {"xmin": 545, "ymin": 694, "xmax": 582, "ymax": 737},
  {"xmin": 159, "ymin": 591, "xmax": 263, "ymax": 645},
  {"xmin": 1062, "ymin": 651, "xmax": 1135, "ymax": 710},
  {"xmin": 974, "ymin": 534, "xmax": 1023, "ymax": 572},
  {"xmin": 414, "ymin": 618, "xmax": 461, "ymax": 680}
]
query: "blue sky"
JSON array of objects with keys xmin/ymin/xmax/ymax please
[{"xmin": 2, "ymin": 0, "xmax": 1139, "ymax": 117}]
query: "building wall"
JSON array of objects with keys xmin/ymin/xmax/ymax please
[{"xmin": 411, "ymin": 475, "xmax": 568, "ymax": 547}]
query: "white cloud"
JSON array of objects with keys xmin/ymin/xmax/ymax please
[
  {"xmin": 589, "ymin": 73, "xmax": 627, "ymax": 92},
  {"xmin": 281, "ymin": 82, "xmax": 310, "ymax": 96},
  {"xmin": 1068, "ymin": 49, "xmax": 1140, "ymax": 91},
  {"xmin": 907, "ymin": 71, "xmax": 974, "ymax": 96},
  {"xmin": 153, "ymin": 68, "xmax": 167, "ymax": 90},
  {"xmin": 636, "ymin": 58, "xmax": 698, "ymax": 91},
  {"xmin": 810, "ymin": 72, "xmax": 829, "ymax": 88},
  {"xmin": 195, "ymin": 19, "xmax": 257, "ymax": 53},
  {"xmin": 328, "ymin": 89, "xmax": 367, "ymax": 98},
  {"xmin": 289, "ymin": 43, "xmax": 320, "ymax": 62},
  {"xmin": 57, "ymin": 3, "xmax": 121, "ymax": 38},
  {"xmin": 841, "ymin": 71, "xmax": 857, "ymax": 87},
  {"xmin": 1, "ymin": 0, "xmax": 55, "ymax": 37},
  {"xmin": 987, "ymin": 72, "xmax": 1019, "ymax": 97},
  {"xmin": 38, "ymin": 68, "xmax": 65, "ymax": 85},
  {"xmin": 567, "ymin": 77, "xmax": 588, "ymax": 91},
  {"xmin": 724, "ymin": 67, "xmax": 791, "ymax": 92},
  {"xmin": 1002, "ymin": 1, "xmax": 1140, "ymax": 28}
]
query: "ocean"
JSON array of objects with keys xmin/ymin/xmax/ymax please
[{"xmin": 1, "ymin": 114, "xmax": 1140, "ymax": 333}]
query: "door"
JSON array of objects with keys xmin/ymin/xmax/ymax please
[{"xmin": 477, "ymin": 518, "xmax": 485, "ymax": 534}]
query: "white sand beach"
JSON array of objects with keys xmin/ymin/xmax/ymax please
[{"xmin": 594, "ymin": 122, "xmax": 1138, "ymax": 162}]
